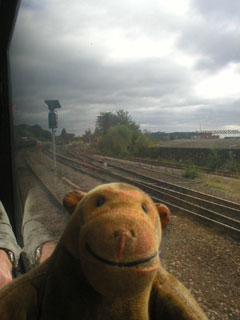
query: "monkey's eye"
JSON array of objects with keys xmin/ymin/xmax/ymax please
[
  {"xmin": 142, "ymin": 203, "xmax": 148, "ymax": 213},
  {"xmin": 96, "ymin": 196, "xmax": 105, "ymax": 207}
]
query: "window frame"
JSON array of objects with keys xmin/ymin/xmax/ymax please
[{"xmin": 0, "ymin": 0, "xmax": 21, "ymax": 237}]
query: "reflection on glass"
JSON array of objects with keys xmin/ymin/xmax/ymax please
[{"xmin": 6, "ymin": 1, "xmax": 240, "ymax": 318}]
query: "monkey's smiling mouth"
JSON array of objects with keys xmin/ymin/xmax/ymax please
[{"xmin": 86, "ymin": 243, "xmax": 157, "ymax": 267}]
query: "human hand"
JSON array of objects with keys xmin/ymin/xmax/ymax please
[
  {"xmin": 0, "ymin": 250, "xmax": 12, "ymax": 289},
  {"xmin": 38, "ymin": 242, "xmax": 56, "ymax": 265}
]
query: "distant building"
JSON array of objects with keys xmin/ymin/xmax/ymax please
[
  {"xmin": 196, "ymin": 130, "xmax": 240, "ymax": 139},
  {"xmin": 200, "ymin": 135, "xmax": 219, "ymax": 139},
  {"xmin": 191, "ymin": 134, "xmax": 219, "ymax": 139}
]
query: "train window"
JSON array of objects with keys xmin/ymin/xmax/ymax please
[{"xmin": 1, "ymin": 0, "xmax": 239, "ymax": 318}]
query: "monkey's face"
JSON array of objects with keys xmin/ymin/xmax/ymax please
[{"xmin": 63, "ymin": 183, "xmax": 167, "ymax": 297}]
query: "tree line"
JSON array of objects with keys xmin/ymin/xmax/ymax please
[
  {"xmin": 13, "ymin": 110, "xmax": 151, "ymax": 157},
  {"xmin": 148, "ymin": 131, "xmax": 201, "ymax": 140},
  {"xmin": 14, "ymin": 124, "xmax": 52, "ymax": 141},
  {"xmin": 82, "ymin": 110, "xmax": 150, "ymax": 157},
  {"xmin": 14, "ymin": 114, "xmax": 239, "ymax": 172}
]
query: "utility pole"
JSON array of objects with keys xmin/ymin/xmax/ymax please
[{"xmin": 44, "ymin": 100, "xmax": 61, "ymax": 170}]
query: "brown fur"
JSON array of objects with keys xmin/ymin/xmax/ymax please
[{"xmin": 0, "ymin": 183, "xmax": 208, "ymax": 319}]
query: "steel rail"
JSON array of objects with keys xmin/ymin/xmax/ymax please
[
  {"xmin": 125, "ymin": 157, "xmax": 239, "ymax": 178},
  {"xmin": 76, "ymin": 152, "xmax": 240, "ymax": 212},
  {"xmin": 51, "ymin": 151, "xmax": 240, "ymax": 239},
  {"xmin": 24, "ymin": 159, "xmax": 65, "ymax": 210}
]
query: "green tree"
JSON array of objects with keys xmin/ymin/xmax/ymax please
[
  {"xmin": 117, "ymin": 109, "xmax": 140, "ymax": 133},
  {"xmin": 40, "ymin": 129, "xmax": 52, "ymax": 140},
  {"xmin": 95, "ymin": 110, "xmax": 143, "ymax": 155},
  {"xmin": 14, "ymin": 124, "xmax": 51, "ymax": 141},
  {"xmin": 95, "ymin": 112, "xmax": 119, "ymax": 136},
  {"xmin": 224, "ymin": 151, "xmax": 238, "ymax": 172},
  {"xmin": 116, "ymin": 110, "xmax": 133, "ymax": 125},
  {"xmin": 207, "ymin": 147, "xmax": 223, "ymax": 171},
  {"xmin": 99, "ymin": 125, "xmax": 132, "ymax": 156},
  {"xmin": 57, "ymin": 128, "xmax": 75, "ymax": 144},
  {"xmin": 134, "ymin": 134, "xmax": 150, "ymax": 156},
  {"xmin": 95, "ymin": 110, "xmax": 140, "ymax": 137},
  {"xmin": 81, "ymin": 129, "xmax": 93, "ymax": 144},
  {"xmin": 182, "ymin": 163, "xmax": 200, "ymax": 179},
  {"xmin": 117, "ymin": 110, "xmax": 141, "ymax": 151},
  {"xmin": 60, "ymin": 128, "xmax": 66, "ymax": 137}
]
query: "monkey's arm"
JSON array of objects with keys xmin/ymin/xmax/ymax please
[
  {"xmin": 0, "ymin": 261, "xmax": 50, "ymax": 320},
  {"xmin": 150, "ymin": 267, "xmax": 208, "ymax": 320},
  {"xmin": 0, "ymin": 278, "xmax": 38, "ymax": 320}
]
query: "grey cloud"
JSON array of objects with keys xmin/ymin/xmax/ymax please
[
  {"xmin": 11, "ymin": 54, "xmax": 192, "ymax": 134},
  {"xmin": 178, "ymin": 20, "xmax": 240, "ymax": 71},
  {"xmin": 180, "ymin": 24, "xmax": 240, "ymax": 71},
  {"xmin": 9, "ymin": 0, "xmax": 240, "ymax": 135},
  {"xmin": 11, "ymin": 15, "xmax": 193, "ymax": 135},
  {"xmin": 177, "ymin": 0, "xmax": 240, "ymax": 71},
  {"xmin": 134, "ymin": 98, "xmax": 240, "ymax": 132},
  {"xmin": 191, "ymin": 0, "xmax": 240, "ymax": 22}
]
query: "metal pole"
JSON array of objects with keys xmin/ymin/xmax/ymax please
[{"xmin": 52, "ymin": 128, "xmax": 56, "ymax": 170}]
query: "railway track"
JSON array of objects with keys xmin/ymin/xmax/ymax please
[
  {"xmin": 93, "ymin": 155, "xmax": 207, "ymax": 186},
  {"xmin": 49, "ymin": 150, "xmax": 240, "ymax": 239},
  {"xmin": 125, "ymin": 157, "xmax": 239, "ymax": 178},
  {"xmin": 91, "ymin": 155, "xmax": 240, "ymax": 209},
  {"xmin": 24, "ymin": 158, "xmax": 66, "ymax": 210},
  {"xmin": 72, "ymin": 153, "xmax": 199, "ymax": 187},
  {"xmin": 67, "ymin": 151, "xmax": 240, "ymax": 207},
  {"xmin": 16, "ymin": 150, "xmax": 240, "ymax": 320}
]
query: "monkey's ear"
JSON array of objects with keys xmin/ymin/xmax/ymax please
[
  {"xmin": 155, "ymin": 204, "xmax": 171, "ymax": 228},
  {"xmin": 63, "ymin": 190, "xmax": 86, "ymax": 214}
]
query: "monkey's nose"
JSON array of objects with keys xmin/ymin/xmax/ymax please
[
  {"xmin": 114, "ymin": 230, "xmax": 135, "ymax": 239},
  {"xmin": 113, "ymin": 230, "xmax": 136, "ymax": 259}
]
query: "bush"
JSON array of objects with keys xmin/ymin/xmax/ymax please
[
  {"xmin": 98, "ymin": 125, "xmax": 132, "ymax": 156},
  {"xmin": 133, "ymin": 134, "xmax": 150, "ymax": 156},
  {"xmin": 207, "ymin": 147, "xmax": 223, "ymax": 171},
  {"xmin": 224, "ymin": 151, "xmax": 238, "ymax": 172},
  {"xmin": 183, "ymin": 163, "xmax": 200, "ymax": 179}
]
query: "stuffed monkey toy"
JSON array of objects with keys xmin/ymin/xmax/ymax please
[{"xmin": 0, "ymin": 182, "xmax": 208, "ymax": 319}]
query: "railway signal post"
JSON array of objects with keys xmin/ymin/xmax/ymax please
[{"xmin": 44, "ymin": 100, "xmax": 62, "ymax": 170}]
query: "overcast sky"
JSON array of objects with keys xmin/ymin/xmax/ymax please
[{"xmin": 10, "ymin": 0, "xmax": 240, "ymax": 135}]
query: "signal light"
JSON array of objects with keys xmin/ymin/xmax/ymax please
[{"xmin": 48, "ymin": 111, "xmax": 58, "ymax": 129}]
